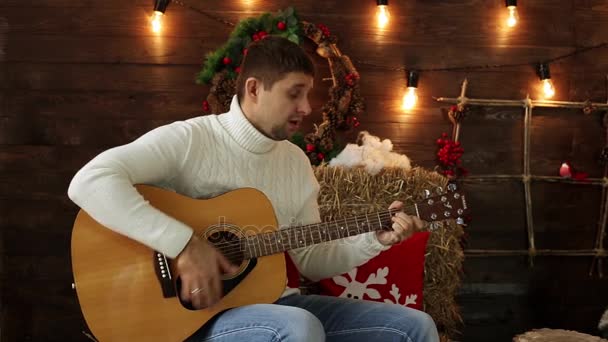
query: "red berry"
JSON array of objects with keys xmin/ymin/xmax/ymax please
[
  {"xmin": 306, "ymin": 144, "xmax": 316, "ymax": 152},
  {"xmin": 253, "ymin": 33, "xmax": 260, "ymax": 41},
  {"xmin": 235, "ymin": 66, "xmax": 241, "ymax": 73},
  {"xmin": 277, "ymin": 21, "xmax": 286, "ymax": 30},
  {"xmin": 317, "ymin": 153, "xmax": 325, "ymax": 160},
  {"xmin": 223, "ymin": 57, "xmax": 232, "ymax": 65}
]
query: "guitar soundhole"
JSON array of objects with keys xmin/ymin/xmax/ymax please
[
  {"xmin": 207, "ymin": 231, "xmax": 245, "ymax": 272},
  {"xmin": 175, "ymin": 229, "xmax": 255, "ymax": 311}
]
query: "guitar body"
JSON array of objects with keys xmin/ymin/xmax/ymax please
[{"xmin": 71, "ymin": 185, "xmax": 286, "ymax": 342}]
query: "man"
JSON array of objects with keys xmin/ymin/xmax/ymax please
[{"xmin": 68, "ymin": 35, "xmax": 439, "ymax": 341}]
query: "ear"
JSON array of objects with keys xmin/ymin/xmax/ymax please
[{"xmin": 245, "ymin": 77, "xmax": 261, "ymax": 104}]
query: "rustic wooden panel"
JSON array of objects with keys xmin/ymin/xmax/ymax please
[
  {"xmin": 7, "ymin": 63, "xmax": 607, "ymax": 122},
  {"xmin": 2, "ymin": 279, "xmax": 89, "ymax": 342},
  {"xmin": 457, "ymin": 106, "xmax": 525, "ymax": 175},
  {"xmin": 459, "ymin": 257, "xmax": 608, "ymax": 342},
  {"xmin": 0, "ymin": 146, "xmax": 107, "ymax": 172},
  {"xmin": 0, "ymin": 170, "xmax": 76, "ymax": 200},
  {"xmin": 4, "ymin": 33, "xmax": 580, "ymax": 69},
  {"xmin": 0, "ymin": 90, "xmax": 205, "ymax": 120},
  {"xmin": 0, "ymin": 2, "xmax": 581, "ymax": 48},
  {"xmin": 455, "ymin": 181, "xmax": 528, "ymax": 250},
  {"xmin": 1, "ymin": 198, "xmax": 77, "ymax": 230},
  {"xmin": 532, "ymin": 182, "xmax": 603, "ymax": 249},
  {"xmin": 530, "ymin": 107, "xmax": 606, "ymax": 178},
  {"xmin": 2, "ymin": 1, "xmax": 608, "ymax": 342}
]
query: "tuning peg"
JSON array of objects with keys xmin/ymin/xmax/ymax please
[
  {"xmin": 447, "ymin": 183, "xmax": 457, "ymax": 192},
  {"xmin": 456, "ymin": 217, "xmax": 464, "ymax": 225},
  {"xmin": 435, "ymin": 187, "xmax": 443, "ymax": 195},
  {"xmin": 424, "ymin": 189, "xmax": 431, "ymax": 198}
]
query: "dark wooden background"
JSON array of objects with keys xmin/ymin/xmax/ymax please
[{"xmin": 2, "ymin": 0, "xmax": 608, "ymax": 341}]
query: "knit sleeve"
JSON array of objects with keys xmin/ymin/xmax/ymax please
[
  {"xmin": 67, "ymin": 121, "xmax": 197, "ymax": 258},
  {"xmin": 287, "ymin": 165, "xmax": 390, "ymax": 282}
]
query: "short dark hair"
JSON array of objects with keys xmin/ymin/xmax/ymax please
[{"xmin": 236, "ymin": 36, "xmax": 315, "ymax": 102}]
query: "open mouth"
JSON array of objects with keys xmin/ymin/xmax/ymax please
[{"xmin": 288, "ymin": 119, "xmax": 300, "ymax": 130}]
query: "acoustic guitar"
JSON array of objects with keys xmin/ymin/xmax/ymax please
[{"xmin": 71, "ymin": 184, "xmax": 467, "ymax": 341}]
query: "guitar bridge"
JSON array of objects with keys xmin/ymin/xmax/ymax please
[{"xmin": 154, "ymin": 252, "xmax": 176, "ymax": 298}]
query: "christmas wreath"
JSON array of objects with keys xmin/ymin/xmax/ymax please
[{"xmin": 196, "ymin": 7, "xmax": 364, "ymax": 165}]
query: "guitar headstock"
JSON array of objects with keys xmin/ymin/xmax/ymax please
[{"xmin": 417, "ymin": 183, "xmax": 469, "ymax": 226}]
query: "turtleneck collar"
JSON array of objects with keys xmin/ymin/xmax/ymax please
[{"xmin": 218, "ymin": 95, "xmax": 278, "ymax": 154}]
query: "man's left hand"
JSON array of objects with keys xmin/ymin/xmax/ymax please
[{"xmin": 376, "ymin": 201, "xmax": 425, "ymax": 246}]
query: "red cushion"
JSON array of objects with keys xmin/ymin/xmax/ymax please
[{"xmin": 318, "ymin": 231, "xmax": 430, "ymax": 310}]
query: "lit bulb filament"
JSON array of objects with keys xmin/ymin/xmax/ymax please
[
  {"xmin": 402, "ymin": 87, "xmax": 418, "ymax": 110},
  {"xmin": 377, "ymin": 5, "xmax": 389, "ymax": 28},
  {"xmin": 507, "ymin": 6, "xmax": 518, "ymax": 27},
  {"xmin": 151, "ymin": 11, "xmax": 164, "ymax": 33},
  {"xmin": 542, "ymin": 79, "xmax": 555, "ymax": 98}
]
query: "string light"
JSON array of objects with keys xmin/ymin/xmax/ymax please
[
  {"xmin": 151, "ymin": 0, "xmax": 170, "ymax": 34},
  {"xmin": 537, "ymin": 62, "xmax": 555, "ymax": 98},
  {"xmin": 376, "ymin": 0, "xmax": 390, "ymax": 29},
  {"xmin": 402, "ymin": 71, "xmax": 419, "ymax": 111},
  {"xmin": 505, "ymin": 0, "xmax": 518, "ymax": 28},
  {"xmin": 171, "ymin": 3, "xmax": 608, "ymax": 104}
]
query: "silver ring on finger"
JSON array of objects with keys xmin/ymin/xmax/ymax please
[{"xmin": 190, "ymin": 287, "xmax": 204, "ymax": 295}]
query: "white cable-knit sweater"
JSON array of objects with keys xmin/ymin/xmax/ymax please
[{"xmin": 68, "ymin": 95, "xmax": 388, "ymax": 295}]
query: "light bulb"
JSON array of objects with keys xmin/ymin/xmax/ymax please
[
  {"xmin": 507, "ymin": 6, "xmax": 518, "ymax": 27},
  {"xmin": 377, "ymin": 5, "xmax": 390, "ymax": 29},
  {"xmin": 151, "ymin": 0, "xmax": 169, "ymax": 34},
  {"xmin": 151, "ymin": 11, "xmax": 164, "ymax": 33},
  {"xmin": 542, "ymin": 79, "xmax": 555, "ymax": 98},
  {"xmin": 402, "ymin": 87, "xmax": 418, "ymax": 110}
]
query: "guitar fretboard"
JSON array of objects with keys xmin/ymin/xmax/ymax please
[{"xmin": 241, "ymin": 206, "xmax": 418, "ymax": 259}]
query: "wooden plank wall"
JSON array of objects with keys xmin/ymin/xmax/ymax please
[{"xmin": 2, "ymin": 0, "xmax": 608, "ymax": 341}]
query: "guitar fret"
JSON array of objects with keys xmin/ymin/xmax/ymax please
[
  {"xmin": 255, "ymin": 235, "xmax": 264, "ymax": 256},
  {"xmin": 275, "ymin": 230, "xmax": 282, "ymax": 253},
  {"xmin": 299, "ymin": 227, "xmax": 305, "ymax": 247},
  {"xmin": 253, "ymin": 237, "xmax": 259, "ymax": 258},
  {"xmin": 262, "ymin": 234, "xmax": 268, "ymax": 256},
  {"xmin": 377, "ymin": 212, "xmax": 384, "ymax": 231},
  {"xmin": 295, "ymin": 228, "xmax": 302, "ymax": 248},
  {"xmin": 287, "ymin": 229, "xmax": 293, "ymax": 250},
  {"xmin": 264, "ymin": 233, "xmax": 273, "ymax": 255},
  {"xmin": 317, "ymin": 224, "xmax": 323, "ymax": 243},
  {"xmin": 309, "ymin": 226, "xmax": 315, "ymax": 246}
]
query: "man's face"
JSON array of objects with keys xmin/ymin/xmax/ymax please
[{"xmin": 255, "ymin": 72, "xmax": 313, "ymax": 141}]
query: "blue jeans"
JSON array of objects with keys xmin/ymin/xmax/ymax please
[{"xmin": 187, "ymin": 294, "xmax": 440, "ymax": 342}]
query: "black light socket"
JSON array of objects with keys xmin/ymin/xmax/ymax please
[
  {"xmin": 377, "ymin": 0, "xmax": 388, "ymax": 6},
  {"xmin": 538, "ymin": 63, "xmax": 551, "ymax": 80},
  {"xmin": 406, "ymin": 71, "xmax": 419, "ymax": 88},
  {"xmin": 154, "ymin": 0, "xmax": 170, "ymax": 13},
  {"xmin": 505, "ymin": 0, "xmax": 517, "ymax": 7}
]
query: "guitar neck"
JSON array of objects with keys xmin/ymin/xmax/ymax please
[{"xmin": 242, "ymin": 205, "xmax": 419, "ymax": 259}]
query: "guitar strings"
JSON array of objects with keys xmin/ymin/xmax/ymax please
[
  {"xmin": 195, "ymin": 208, "xmax": 422, "ymax": 260},
  {"xmin": 200, "ymin": 208, "xmax": 401, "ymax": 250}
]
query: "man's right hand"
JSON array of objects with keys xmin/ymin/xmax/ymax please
[{"xmin": 175, "ymin": 234, "xmax": 239, "ymax": 310}]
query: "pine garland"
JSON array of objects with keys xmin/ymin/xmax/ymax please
[{"xmin": 196, "ymin": 7, "xmax": 301, "ymax": 85}]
